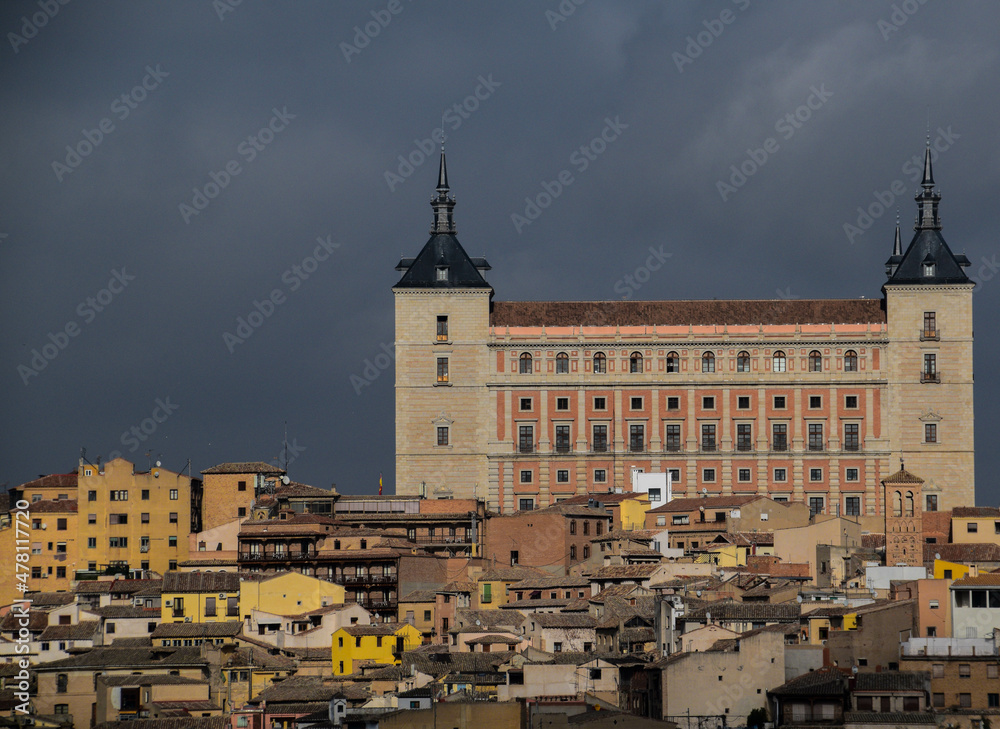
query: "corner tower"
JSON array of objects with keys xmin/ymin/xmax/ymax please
[
  {"xmin": 884, "ymin": 143, "xmax": 974, "ymax": 509},
  {"xmin": 393, "ymin": 151, "xmax": 493, "ymax": 499}
]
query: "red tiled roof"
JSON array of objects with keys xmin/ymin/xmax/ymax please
[
  {"xmin": 882, "ymin": 468, "xmax": 924, "ymax": 485},
  {"xmin": 19, "ymin": 473, "xmax": 78, "ymax": 489},
  {"xmin": 953, "ymin": 506, "xmax": 1000, "ymax": 518},
  {"xmin": 201, "ymin": 462, "xmax": 284, "ymax": 475},
  {"xmin": 26, "ymin": 499, "xmax": 78, "ymax": 513},
  {"xmin": 490, "ymin": 299, "xmax": 886, "ymax": 327},
  {"xmin": 952, "ymin": 574, "xmax": 1000, "ymax": 587}
]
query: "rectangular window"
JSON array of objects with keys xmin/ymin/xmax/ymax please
[
  {"xmin": 169, "ymin": 512, "xmax": 178, "ymax": 524},
  {"xmin": 519, "ymin": 470, "xmax": 532, "ymax": 484},
  {"xmin": 738, "ymin": 468, "xmax": 751, "ymax": 482},
  {"xmin": 520, "ymin": 397, "xmax": 532, "ymax": 411},
  {"xmin": 932, "ymin": 693, "xmax": 945, "ymax": 708},
  {"xmin": 556, "ymin": 397, "xmax": 569, "ymax": 411},
  {"xmin": 205, "ymin": 597, "xmax": 216, "ymax": 616},
  {"xmin": 593, "ymin": 396, "xmax": 606, "ymax": 410},
  {"xmin": 968, "ymin": 523, "xmax": 978, "ymax": 533},
  {"xmin": 736, "ymin": 423, "xmax": 752, "ymax": 451},
  {"xmin": 925, "ymin": 423, "xmax": 937, "ymax": 443},
  {"xmin": 667, "ymin": 396, "xmax": 680, "ymax": 410},
  {"xmin": 109, "ymin": 513, "xmax": 128, "ymax": 525},
  {"xmin": 960, "ymin": 693, "xmax": 972, "ymax": 708},
  {"xmin": 88, "ymin": 513, "xmax": 97, "ymax": 524},
  {"xmin": 772, "ymin": 423, "xmax": 787, "ymax": 451},
  {"xmin": 227, "ymin": 597, "xmax": 238, "ymax": 616},
  {"xmin": 555, "ymin": 425, "xmax": 571, "ymax": 453},
  {"xmin": 168, "ymin": 536, "xmax": 178, "ymax": 547},
  {"xmin": 110, "ymin": 490, "xmax": 128, "ymax": 501},
  {"xmin": 737, "ymin": 396, "xmax": 750, "ymax": 409},
  {"xmin": 845, "ymin": 468, "xmax": 859, "ymax": 482},
  {"xmin": 702, "ymin": 468, "xmax": 716, "ymax": 483},
  {"xmin": 668, "ymin": 468, "xmax": 681, "ymax": 483},
  {"xmin": 437, "ymin": 426, "xmax": 449, "ymax": 446},
  {"xmin": 809, "ymin": 497, "xmax": 824, "ymax": 516},
  {"xmin": 88, "ymin": 490, "xmax": 97, "ymax": 501},
  {"xmin": 436, "ymin": 315, "xmax": 448, "ymax": 341},
  {"xmin": 845, "ymin": 497, "xmax": 860, "ymax": 516},
  {"xmin": 926, "ymin": 494, "xmax": 938, "ymax": 512},
  {"xmin": 702, "ymin": 396, "xmax": 715, "ymax": 409},
  {"xmin": 556, "ymin": 469, "xmax": 569, "ymax": 483},
  {"xmin": 238, "ymin": 480, "xmax": 246, "ymax": 491},
  {"xmin": 844, "ymin": 423, "xmax": 859, "ymax": 451},
  {"xmin": 436, "ymin": 357, "xmax": 449, "ymax": 383},
  {"xmin": 809, "ymin": 395, "xmax": 822, "ymax": 409},
  {"xmin": 109, "ymin": 536, "xmax": 128, "ymax": 548},
  {"xmin": 629, "ymin": 424, "xmax": 644, "ymax": 452},
  {"xmin": 594, "ymin": 469, "xmax": 607, "ymax": 483},
  {"xmin": 592, "ymin": 424, "xmax": 608, "ymax": 452},
  {"xmin": 665, "ymin": 423, "xmax": 681, "ymax": 452},
  {"xmin": 169, "ymin": 489, "xmax": 178, "ymax": 500},
  {"xmin": 519, "ymin": 425, "xmax": 534, "ymax": 453},
  {"xmin": 87, "ymin": 537, "xmax": 97, "ymax": 548},
  {"xmin": 701, "ymin": 423, "xmax": 716, "ymax": 451},
  {"xmin": 923, "ymin": 311, "xmax": 937, "ymax": 337},
  {"xmin": 959, "ymin": 664, "xmax": 972, "ymax": 678},
  {"xmin": 141, "ymin": 489, "xmax": 149, "ymax": 500},
  {"xmin": 518, "ymin": 498, "xmax": 534, "ymax": 511},
  {"xmin": 989, "ymin": 694, "xmax": 1000, "ymax": 708},
  {"xmin": 808, "ymin": 423, "xmax": 824, "ymax": 451},
  {"xmin": 773, "ymin": 468, "xmax": 787, "ymax": 482},
  {"xmin": 141, "ymin": 512, "xmax": 150, "ymax": 523},
  {"xmin": 810, "ymin": 468, "xmax": 823, "ymax": 482},
  {"xmin": 845, "ymin": 395, "xmax": 858, "ymax": 409},
  {"xmin": 773, "ymin": 395, "xmax": 786, "ymax": 409},
  {"xmin": 630, "ymin": 396, "xmax": 643, "ymax": 410},
  {"xmin": 672, "ymin": 515, "xmax": 689, "ymax": 525}
]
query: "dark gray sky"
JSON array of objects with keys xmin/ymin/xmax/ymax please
[{"xmin": 2, "ymin": 1, "xmax": 997, "ymax": 504}]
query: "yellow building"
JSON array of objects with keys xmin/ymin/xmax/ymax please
[
  {"xmin": 239, "ymin": 571, "xmax": 345, "ymax": 618},
  {"xmin": 331, "ymin": 623, "xmax": 421, "ymax": 675},
  {"xmin": 475, "ymin": 566, "xmax": 549, "ymax": 610},
  {"xmin": 619, "ymin": 495, "xmax": 652, "ymax": 531},
  {"xmin": 932, "ymin": 559, "xmax": 972, "ymax": 581},
  {"xmin": 200, "ymin": 462, "xmax": 285, "ymax": 531},
  {"xmin": 76, "ymin": 458, "xmax": 199, "ymax": 577},
  {"xmin": 161, "ymin": 572, "xmax": 241, "ymax": 623},
  {"xmin": 0, "ymin": 496, "xmax": 79, "ymax": 607},
  {"xmin": 951, "ymin": 507, "xmax": 1000, "ymax": 545},
  {"xmin": 397, "ymin": 590, "xmax": 437, "ymax": 638}
]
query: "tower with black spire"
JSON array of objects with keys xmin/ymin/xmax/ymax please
[
  {"xmin": 392, "ymin": 150, "xmax": 493, "ymax": 500},
  {"xmin": 883, "ymin": 141, "xmax": 975, "ymax": 509}
]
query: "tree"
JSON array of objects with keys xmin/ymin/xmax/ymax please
[{"xmin": 747, "ymin": 707, "xmax": 769, "ymax": 729}]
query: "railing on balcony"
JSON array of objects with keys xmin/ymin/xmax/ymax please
[
  {"xmin": 700, "ymin": 442, "xmax": 717, "ymax": 453},
  {"xmin": 592, "ymin": 442, "xmax": 609, "ymax": 453},
  {"xmin": 771, "ymin": 441, "xmax": 788, "ymax": 452},
  {"xmin": 735, "ymin": 442, "xmax": 754, "ymax": 452},
  {"xmin": 355, "ymin": 599, "xmax": 398, "ymax": 611},
  {"xmin": 554, "ymin": 444, "xmax": 572, "ymax": 454},
  {"xmin": 664, "ymin": 442, "xmax": 682, "ymax": 452},
  {"xmin": 843, "ymin": 442, "xmax": 861, "ymax": 452},
  {"xmin": 518, "ymin": 443, "xmax": 535, "ymax": 454},
  {"xmin": 921, "ymin": 371, "xmax": 941, "ymax": 383},
  {"xmin": 411, "ymin": 536, "xmax": 472, "ymax": 546},
  {"xmin": 239, "ymin": 551, "xmax": 318, "ymax": 561},
  {"xmin": 338, "ymin": 574, "xmax": 398, "ymax": 585},
  {"xmin": 628, "ymin": 443, "xmax": 645, "ymax": 453},
  {"xmin": 808, "ymin": 440, "xmax": 827, "ymax": 452}
]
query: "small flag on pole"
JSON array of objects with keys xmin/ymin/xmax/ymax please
[{"xmin": 379, "ymin": 473, "xmax": 383, "ymax": 496}]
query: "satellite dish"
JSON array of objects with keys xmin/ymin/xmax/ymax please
[
  {"xmin": 475, "ymin": 620, "xmax": 481, "ymax": 626},
  {"xmin": 282, "ymin": 475, "xmax": 290, "ymax": 485},
  {"xmin": 934, "ymin": 553, "xmax": 941, "ymax": 560},
  {"xmin": 796, "ymin": 595, "xmax": 803, "ymax": 604},
  {"xmin": 702, "ymin": 488, "xmax": 708, "ymax": 495},
  {"xmin": 155, "ymin": 460, "xmax": 161, "ymax": 467}
]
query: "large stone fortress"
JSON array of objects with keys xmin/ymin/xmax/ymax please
[{"xmin": 393, "ymin": 147, "xmax": 974, "ymax": 515}]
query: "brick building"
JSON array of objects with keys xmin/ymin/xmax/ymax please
[{"xmin": 393, "ymin": 147, "xmax": 974, "ymax": 515}]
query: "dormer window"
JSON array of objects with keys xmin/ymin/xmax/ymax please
[
  {"xmin": 923, "ymin": 262, "xmax": 935, "ymax": 277},
  {"xmin": 436, "ymin": 267, "xmax": 449, "ymax": 282}
]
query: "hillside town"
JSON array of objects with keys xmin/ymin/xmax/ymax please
[{"xmin": 2, "ymin": 146, "xmax": 996, "ymax": 729}]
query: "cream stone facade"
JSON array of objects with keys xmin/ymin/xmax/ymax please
[{"xmin": 395, "ymin": 148, "xmax": 975, "ymax": 515}]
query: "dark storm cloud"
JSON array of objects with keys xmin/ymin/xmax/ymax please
[{"xmin": 1, "ymin": 0, "xmax": 997, "ymax": 504}]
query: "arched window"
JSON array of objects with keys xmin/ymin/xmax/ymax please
[
  {"xmin": 702, "ymin": 352, "xmax": 715, "ymax": 373},
  {"xmin": 809, "ymin": 350, "xmax": 823, "ymax": 372},
  {"xmin": 905, "ymin": 491, "xmax": 914, "ymax": 517},
  {"xmin": 666, "ymin": 351, "xmax": 679, "ymax": 373},
  {"xmin": 844, "ymin": 350, "xmax": 858, "ymax": 372},
  {"xmin": 630, "ymin": 352, "xmax": 643, "ymax": 373},
  {"xmin": 519, "ymin": 352, "xmax": 532, "ymax": 374},
  {"xmin": 893, "ymin": 491, "xmax": 902, "ymax": 518},
  {"xmin": 556, "ymin": 352, "xmax": 569, "ymax": 374},
  {"xmin": 593, "ymin": 352, "xmax": 606, "ymax": 373},
  {"xmin": 772, "ymin": 350, "xmax": 786, "ymax": 373},
  {"xmin": 737, "ymin": 351, "xmax": 751, "ymax": 373}
]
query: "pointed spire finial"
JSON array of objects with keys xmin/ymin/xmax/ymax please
[
  {"xmin": 436, "ymin": 143, "xmax": 449, "ymax": 193},
  {"xmin": 430, "ymin": 146, "xmax": 456, "ymax": 235},
  {"xmin": 893, "ymin": 210, "xmax": 902, "ymax": 257},
  {"xmin": 921, "ymin": 137, "xmax": 934, "ymax": 187}
]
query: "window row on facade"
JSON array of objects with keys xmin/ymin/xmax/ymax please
[
  {"xmin": 513, "ymin": 392, "xmax": 863, "ymax": 413},
  {"xmin": 506, "ymin": 349, "xmax": 868, "ymax": 375},
  {"xmin": 507, "ymin": 422, "xmax": 866, "ymax": 454}
]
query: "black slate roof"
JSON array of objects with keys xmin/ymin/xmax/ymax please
[
  {"xmin": 886, "ymin": 228, "xmax": 971, "ymax": 285},
  {"xmin": 394, "ymin": 234, "xmax": 491, "ymax": 289}
]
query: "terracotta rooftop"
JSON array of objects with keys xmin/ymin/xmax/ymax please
[
  {"xmin": 162, "ymin": 571, "xmax": 240, "ymax": 593},
  {"xmin": 19, "ymin": 473, "xmax": 78, "ymax": 489},
  {"xmin": 588, "ymin": 564, "xmax": 662, "ymax": 580},
  {"xmin": 530, "ymin": 613, "xmax": 597, "ymax": 629},
  {"xmin": 855, "ymin": 671, "xmax": 930, "ymax": 692},
  {"xmin": 952, "ymin": 573, "xmax": 1000, "ymax": 587},
  {"xmin": 882, "ymin": 467, "xmax": 925, "ymax": 485},
  {"xmin": 38, "ymin": 622, "xmax": 101, "ymax": 641},
  {"xmin": 201, "ymin": 461, "xmax": 285, "ymax": 475},
  {"xmin": 93, "ymin": 718, "xmax": 228, "ymax": 729},
  {"xmin": 925, "ymin": 543, "xmax": 1000, "ymax": 564},
  {"xmin": 490, "ymin": 299, "xmax": 886, "ymax": 327},
  {"xmin": 953, "ymin": 506, "xmax": 1000, "ymax": 518},
  {"xmin": 25, "ymin": 498, "xmax": 78, "ymax": 513},
  {"xmin": 151, "ymin": 621, "xmax": 243, "ymax": 639}
]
